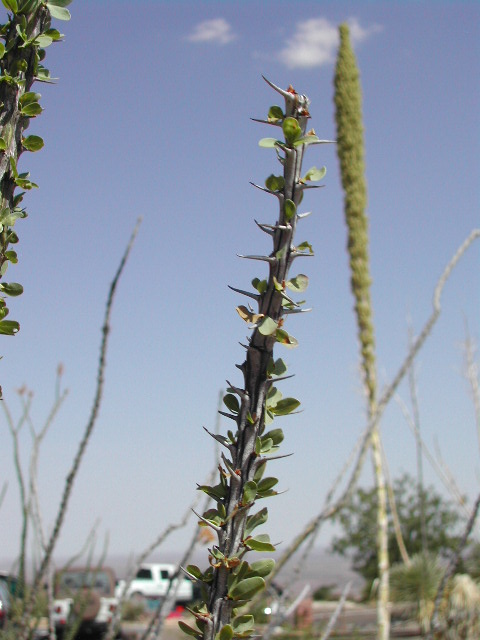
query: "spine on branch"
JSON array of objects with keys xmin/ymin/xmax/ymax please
[{"xmin": 182, "ymin": 79, "xmax": 330, "ymax": 640}]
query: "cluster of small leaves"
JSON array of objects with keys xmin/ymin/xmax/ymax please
[
  {"xmin": 188, "ymin": 81, "xmax": 329, "ymax": 640},
  {"xmin": 0, "ymin": 0, "xmax": 71, "ymax": 339}
]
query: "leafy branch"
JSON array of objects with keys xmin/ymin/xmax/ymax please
[
  {"xmin": 182, "ymin": 78, "xmax": 330, "ymax": 640},
  {"xmin": 0, "ymin": 0, "xmax": 72, "ymax": 352}
]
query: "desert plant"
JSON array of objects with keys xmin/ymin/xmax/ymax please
[
  {"xmin": 181, "ymin": 78, "xmax": 331, "ymax": 640},
  {"xmin": 390, "ymin": 553, "xmax": 444, "ymax": 633},
  {"xmin": 334, "ymin": 23, "xmax": 389, "ymax": 639},
  {"xmin": 0, "ymin": 0, "xmax": 72, "ymax": 359}
]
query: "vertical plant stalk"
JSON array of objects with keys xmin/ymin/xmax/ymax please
[
  {"xmin": 334, "ymin": 24, "xmax": 389, "ymax": 639},
  {"xmin": 407, "ymin": 334, "xmax": 429, "ymax": 556},
  {"xmin": 184, "ymin": 79, "xmax": 330, "ymax": 640},
  {"xmin": 0, "ymin": 0, "xmax": 72, "ymax": 354}
]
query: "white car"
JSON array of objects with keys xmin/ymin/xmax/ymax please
[{"xmin": 117, "ymin": 563, "xmax": 193, "ymax": 604}]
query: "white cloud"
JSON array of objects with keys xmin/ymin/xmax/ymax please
[
  {"xmin": 186, "ymin": 18, "xmax": 237, "ymax": 45},
  {"xmin": 278, "ymin": 17, "xmax": 382, "ymax": 69}
]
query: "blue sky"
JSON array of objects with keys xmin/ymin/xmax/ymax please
[{"xmin": 1, "ymin": 1, "xmax": 479, "ymax": 571}]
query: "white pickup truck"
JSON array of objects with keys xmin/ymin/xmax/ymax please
[
  {"xmin": 52, "ymin": 567, "xmax": 119, "ymax": 640},
  {"xmin": 116, "ymin": 563, "xmax": 194, "ymax": 604}
]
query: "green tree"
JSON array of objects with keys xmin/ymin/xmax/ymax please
[{"xmin": 331, "ymin": 473, "xmax": 462, "ymax": 596}]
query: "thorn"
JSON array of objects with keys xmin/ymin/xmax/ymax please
[
  {"xmin": 262, "ymin": 75, "xmax": 293, "ymax": 101},
  {"xmin": 308, "ymin": 139, "xmax": 336, "ymax": 145},
  {"xmin": 261, "ymin": 452, "xmax": 294, "ymax": 462},
  {"xmin": 299, "ymin": 184, "xmax": 325, "ymax": 191},
  {"xmin": 283, "ymin": 307, "xmax": 312, "ymax": 315},
  {"xmin": 203, "ymin": 426, "xmax": 232, "ymax": 449},
  {"xmin": 226, "ymin": 381, "xmax": 248, "ymax": 400},
  {"xmin": 290, "ymin": 252, "xmax": 314, "ymax": 259},
  {"xmin": 297, "ymin": 211, "xmax": 312, "ymax": 219},
  {"xmin": 192, "ymin": 508, "xmax": 222, "ymax": 532},
  {"xmin": 250, "ymin": 118, "xmax": 281, "ymax": 127},
  {"xmin": 237, "ymin": 254, "xmax": 276, "ymax": 263},
  {"xmin": 249, "ymin": 182, "xmax": 281, "ymax": 197},
  {"xmin": 218, "ymin": 410, "xmax": 238, "ymax": 422},
  {"xmin": 254, "ymin": 220, "xmax": 289, "ymax": 233},
  {"xmin": 228, "ymin": 285, "xmax": 260, "ymax": 302},
  {"xmin": 270, "ymin": 374, "xmax": 295, "ymax": 383}
]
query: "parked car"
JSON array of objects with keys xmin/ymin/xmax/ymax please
[
  {"xmin": 53, "ymin": 567, "xmax": 119, "ymax": 639},
  {"xmin": 116, "ymin": 563, "xmax": 193, "ymax": 604},
  {"xmin": 0, "ymin": 580, "xmax": 11, "ymax": 629}
]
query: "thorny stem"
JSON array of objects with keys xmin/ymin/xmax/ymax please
[{"xmin": 198, "ymin": 80, "xmax": 319, "ymax": 639}]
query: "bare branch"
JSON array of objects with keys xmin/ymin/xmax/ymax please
[{"xmin": 15, "ymin": 218, "xmax": 142, "ymax": 634}]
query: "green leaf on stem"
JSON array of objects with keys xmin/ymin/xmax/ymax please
[
  {"xmin": 282, "ymin": 117, "xmax": 302, "ymax": 144},
  {"xmin": 296, "ymin": 241, "xmax": 313, "ymax": 254},
  {"xmin": 223, "ymin": 393, "xmax": 240, "ymax": 414},
  {"xmin": 2, "ymin": 0, "xmax": 19, "ymax": 13},
  {"xmin": 33, "ymin": 34, "xmax": 53, "ymax": 47},
  {"xmin": 244, "ymin": 534, "xmax": 275, "ymax": 553},
  {"xmin": 265, "ymin": 174, "xmax": 285, "ymax": 191},
  {"xmin": 228, "ymin": 576, "xmax": 265, "ymax": 600},
  {"xmin": 257, "ymin": 477, "xmax": 279, "ymax": 494},
  {"xmin": 252, "ymin": 277, "xmax": 267, "ymax": 294},
  {"xmin": 20, "ymin": 102, "xmax": 42, "ymax": 117},
  {"xmin": 0, "ymin": 320, "xmax": 19, "ymax": 335},
  {"xmin": 46, "ymin": 2, "xmax": 71, "ymax": 19},
  {"xmin": 244, "ymin": 507, "xmax": 268, "ymax": 536},
  {"xmin": 5, "ymin": 251, "xmax": 18, "ymax": 263},
  {"xmin": 22, "ymin": 135, "xmax": 44, "ymax": 151},
  {"xmin": 249, "ymin": 559, "xmax": 275, "ymax": 578},
  {"xmin": 242, "ymin": 481, "xmax": 257, "ymax": 505},
  {"xmin": 178, "ymin": 621, "xmax": 201, "ymax": 638},
  {"xmin": 267, "ymin": 105, "xmax": 284, "ymax": 123},
  {"xmin": 258, "ymin": 316, "xmax": 278, "ymax": 336},
  {"xmin": 258, "ymin": 137, "xmax": 279, "ymax": 148},
  {"xmin": 185, "ymin": 565, "xmax": 203, "ymax": 580},
  {"xmin": 262, "ymin": 428, "xmax": 284, "ymax": 446},
  {"xmin": 303, "ymin": 166, "xmax": 326, "ymax": 182},
  {"xmin": 0, "ymin": 282, "xmax": 23, "ymax": 297},
  {"xmin": 284, "ymin": 199, "xmax": 296, "ymax": 221},
  {"xmin": 259, "ymin": 438, "xmax": 273, "ymax": 454},
  {"xmin": 294, "ymin": 134, "xmax": 320, "ymax": 147},
  {"xmin": 270, "ymin": 397, "xmax": 300, "ymax": 415},
  {"xmin": 275, "ymin": 328, "xmax": 299, "ymax": 348},
  {"xmin": 217, "ymin": 625, "xmax": 233, "ymax": 640},
  {"xmin": 286, "ymin": 274, "xmax": 308, "ymax": 293},
  {"xmin": 47, "ymin": 0, "xmax": 72, "ymax": 7}
]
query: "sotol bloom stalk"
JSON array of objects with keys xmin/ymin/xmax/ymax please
[{"xmin": 334, "ymin": 24, "xmax": 390, "ymax": 640}]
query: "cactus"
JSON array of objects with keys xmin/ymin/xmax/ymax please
[{"xmin": 181, "ymin": 78, "xmax": 332, "ymax": 640}]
